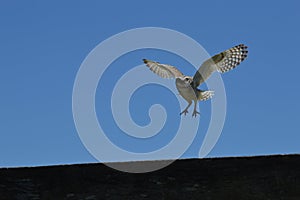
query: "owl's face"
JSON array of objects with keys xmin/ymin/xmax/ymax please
[
  {"xmin": 183, "ymin": 76, "xmax": 193, "ymax": 84},
  {"xmin": 176, "ymin": 76, "xmax": 193, "ymax": 88}
]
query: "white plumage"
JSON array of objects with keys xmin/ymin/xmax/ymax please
[{"xmin": 143, "ymin": 44, "xmax": 248, "ymax": 117}]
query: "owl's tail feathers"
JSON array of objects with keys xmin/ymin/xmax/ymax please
[{"xmin": 197, "ymin": 90, "xmax": 214, "ymax": 101}]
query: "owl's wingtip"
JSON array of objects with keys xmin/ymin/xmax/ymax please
[{"xmin": 239, "ymin": 44, "xmax": 248, "ymax": 49}]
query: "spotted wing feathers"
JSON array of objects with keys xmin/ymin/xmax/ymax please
[
  {"xmin": 143, "ymin": 59, "xmax": 184, "ymax": 79},
  {"xmin": 192, "ymin": 44, "xmax": 248, "ymax": 87},
  {"xmin": 197, "ymin": 90, "xmax": 214, "ymax": 101},
  {"xmin": 214, "ymin": 44, "xmax": 248, "ymax": 73}
]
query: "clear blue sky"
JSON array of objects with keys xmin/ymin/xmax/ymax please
[{"xmin": 1, "ymin": 1, "xmax": 300, "ymax": 167}]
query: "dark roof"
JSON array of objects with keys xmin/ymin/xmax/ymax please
[{"xmin": 1, "ymin": 154, "xmax": 300, "ymax": 200}]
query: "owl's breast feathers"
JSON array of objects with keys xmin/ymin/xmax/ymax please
[
  {"xmin": 176, "ymin": 78, "xmax": 214, "ymax": 101},
  {"xmin": 175, "ymin": 78, "xmax": 197, "ymax": 102}
]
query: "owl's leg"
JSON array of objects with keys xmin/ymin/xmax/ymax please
[
  {"xmin": 192, "ymin": 100, "xmax": 200, "ymax": 117},
  {"xmin": 180, "ymin": 101, "xmax": 192, "ymax": 116}
]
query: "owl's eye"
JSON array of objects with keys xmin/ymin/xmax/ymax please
[{"xmin": 185, "ymin": 78, "xmax": 189, "ymax": 81}]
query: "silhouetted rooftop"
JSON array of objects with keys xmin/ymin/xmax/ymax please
[{"xmin": 1, "ymin": 154, "xmax": 300, "ymax": 200}]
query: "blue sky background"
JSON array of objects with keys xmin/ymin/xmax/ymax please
[{"xmin": 1, "ymin": 1, "xmax": 300, "ymax": 167}]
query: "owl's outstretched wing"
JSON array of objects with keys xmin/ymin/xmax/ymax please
[
  {"xmin": 192, "ymin": 44, "xmax": 248, "ymax": 88},
  {"xmin": 143, "ymin": 59, "xmax": 184, "ymax": 79}
]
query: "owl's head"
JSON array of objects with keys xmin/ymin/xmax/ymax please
[
  {"xmin": 183, "ymin": 76, "xmax": 193, "ymax": 84},
  {"xmin": 176, "ymin": 76, "xmax": 193, "ymax": 87}
]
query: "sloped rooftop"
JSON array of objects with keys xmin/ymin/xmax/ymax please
[{"xmin": 1, "ymin": 154, "xmax": 300, "ymax": 200}]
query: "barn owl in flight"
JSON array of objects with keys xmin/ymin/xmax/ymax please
[{"xmin": 143, "ymin": 44, "xmax": 248, "ymax": 117}]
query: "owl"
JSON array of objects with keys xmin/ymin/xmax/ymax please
[{"xmin": 143, "ymin": 44, "xmax": 248, "ymax": 117}]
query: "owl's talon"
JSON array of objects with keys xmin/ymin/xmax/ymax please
[
  {"xmin": 180, "ymin": 110, "xmax": 189, "ymax": 116},
  {"xmin": 192, "ymin": 110, "xmax": 200, "ymax": 117}
]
